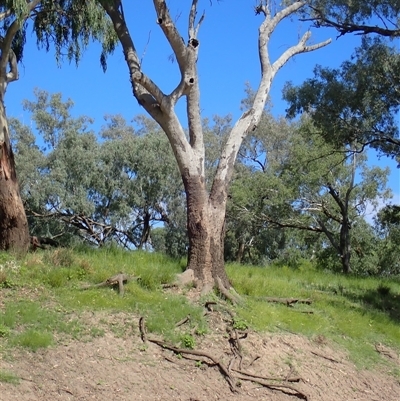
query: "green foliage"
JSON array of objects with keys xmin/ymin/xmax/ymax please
[
  {"xmin": 33, "ymin": 0, "xmax": 118, "ymax": 68},
  {"xmin": 303, "ymin": 0, "xmax": 400, "ymax": 37},
  {"xmin": 374, "ymin": 205, "xmax": 400, "ymax": 275},
  {"xmin": 0, "ymin": 1, "xmax": 118, "ymax": 72},
  {"xmin": 12, "ymin": 90, "xmax": 184, "ymax": 250},
  {"xmin": 229, "ymin": 106, "xmax": 392, "ymax": 273},
  {"xmin": 180, "ymin": 333, "xmax": 196, "ymax": 349},
  {"xmin": 232, "ymin": 318, "xmax": 248, "ymax": 331},
  {"xmin": 283, "ymin": 38, "xmax": 400, "ymax": 159}
]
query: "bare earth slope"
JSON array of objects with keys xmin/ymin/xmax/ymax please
[{"xmin": 1, "ymin": 312, "xmax": 399, "ymax": 401}]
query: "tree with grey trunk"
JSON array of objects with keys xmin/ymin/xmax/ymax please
[{"xmin": 98, "ymin": 0, "xmax": 331, "ymax": 294}]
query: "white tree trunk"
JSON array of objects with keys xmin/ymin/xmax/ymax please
[{"xmin": 103, "ymin": 0, "xmax": 331, "ymax": 291}]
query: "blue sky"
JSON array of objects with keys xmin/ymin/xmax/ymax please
[{"xmin": 6, "ymin": 1, "xmax": 399, "ymax": 205}]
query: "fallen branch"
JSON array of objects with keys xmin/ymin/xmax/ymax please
[
  {"xmin": 261, "ymin": 297, "xmax": 312, "ymax": 306},
  {"xmin": 310, "ymin": 351, "xmax": 340, "ymax": 363},
  {"xmin": 175, "ymin": 315, "xmax": 190, "ymax": 327},
  {"xmin": 80, "ymin": 273, "xmax": 139, "ymax": 296}
]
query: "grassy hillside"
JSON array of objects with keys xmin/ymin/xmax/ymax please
[{"xmin": 0, "ymin": 247, "xmax": 399, "ymax": 380}]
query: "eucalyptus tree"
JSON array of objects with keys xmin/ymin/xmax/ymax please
[
  {"xmin": 0, "ymin": 0, "xmax": 116, "ymax": 251},
  {"xmin": 13, "ymin": 90, "xmax": 182, "ymax": 248},
  {"xmin": 256, "ymin": 121, "xmax": 392, "ymax": 274},
  {"xmin": 98, "ymin": 0, "xmax": 331, "ymax": 294},
  {"xmin": 284, "ymin": 38, "xmax": 400, "ymax": 161},
  {"xmin": 226, "ymin": 109, "xmax": 299, "ymax": 265},
  {"xmin": 374, "ymin": 205, "xmax": 400, "ymax": 275}
]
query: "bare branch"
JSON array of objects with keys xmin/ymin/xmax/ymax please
[
  {"xmin": 272, "ymin": 31, "xmax": 331, "ymax": 73},
  {"xmin": 213, "ymin": 1, "xmax": 331, "ymax": 190},
  {"xmin": 153, "ymin": 0, "xmax": 187, "ymax": 75}
]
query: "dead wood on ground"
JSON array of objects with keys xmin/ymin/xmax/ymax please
[
  {"xmin": 261, "ymin": 297, "xmax": 312, "ymax": 306},
  {"xmin": 80, "ymin": 273, "xmax": 139, "ymax": 296}
]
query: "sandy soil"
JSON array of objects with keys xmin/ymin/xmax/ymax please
[{"xmin": 1, "ymin": 310, "xmax": 399, "ymax": 401}]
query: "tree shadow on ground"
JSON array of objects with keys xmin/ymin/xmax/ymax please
[{"xmin": 346, "ymin": 285, "xmax": 400, "ymax": 324}]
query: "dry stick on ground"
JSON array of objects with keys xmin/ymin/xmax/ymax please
[
  {"xmin": 80, "ymin": 273, "xmax": 139, "ymax": 296},
  {"xmin": 261, "ymin": 297, "xmax": 312, "ymax": 306},
  {"xmin": 175, "ymin": 315, "xmax": 190, "ymax": 327},
  {"xmin": 139, "ymin": 317, "xmax": 147, "ymax": 343},
  {"xmin": 247, "ymin": 355, "xmax": 261, "ymax": 368},
  {"xmin": 310, "ymin": 351, "xmax": 340, "ymax": 363}
]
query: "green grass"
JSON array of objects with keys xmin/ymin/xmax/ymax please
[
  {"xmin": 0, "ymin": 370, "xmax": 20, "ymax": 384},
  {"xmin": 0, "ymin": 247, "xmax": 399, "ymax": 373},
  {"xmin": 227, "ymin": 263, "xmax": 400, "ymax": 369}
]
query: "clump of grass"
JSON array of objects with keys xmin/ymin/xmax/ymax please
[
  {"xmin": 181, "ymin": 333, "xmax": 196, "ymax": 349},
  {"xmin": 45, "ymin": 248, "xmax": 76, "ymax": 267},
  {"xmin": 0, "ymin": 370, "xmax": 20, "ymax": 384},
  {"xmin": 11, "ymin": 329, "xmax": 53, "ymax": 351}
]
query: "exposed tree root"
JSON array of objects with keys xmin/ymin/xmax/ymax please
[
  {"xmin": 147, "ymin": 338, "xmax": 238, "ymax": 393},
  {"xmin": 80, "ymin": 273, "xmax": 139, "ymax": 296},
  {"xmin": 234, "ymin": 373, "xmax": 308, "ymax": 400},
  {"xmin": 231, "ymin": 368, "xmax": 301, "ymax": 383},
  {"xmin": 216, "ymin": 277, "xmax": 242, "ymax": 304},
  {"xmin": 138, "ymin": 316, "xmax": 308, "ymax": 400}
]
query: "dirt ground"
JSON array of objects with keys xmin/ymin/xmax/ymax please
[{"xmin": 1, "ymin": 310, "xmax": 399, "ymax": 401}]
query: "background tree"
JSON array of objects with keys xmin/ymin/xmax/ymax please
[
  {"xmin": 230, "ymin": 116, "xmax": 392, "ymax": 273},
  {"xmin": 97, "ymin": 0, "xmax": 331, "ymax": 293},
  {"xmin": 283, "ymin": 38, "xmax": 400, "ymax": 161},
  {"xmin": 374, "ymin": 205, "xmax": 400, "ymax": 275},
  {"xmin": 12, "ymin": 90, "xmax": 182, "ymax": 248}
]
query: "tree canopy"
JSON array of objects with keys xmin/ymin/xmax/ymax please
[
  {"xmin": 283, "ymin": 37, "xmax": 400, "ymax": 161},
  {"xmin": 305, "ymin": 0, "xmax": 400, "ymax": 37}
]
